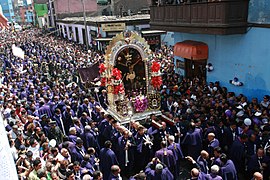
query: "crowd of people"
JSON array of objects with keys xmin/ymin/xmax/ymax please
[{"xmin": 0, "ymin": 27, "xmax": 269, "ymax": 180}]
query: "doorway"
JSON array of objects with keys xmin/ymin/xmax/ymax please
[
  {"xmin": 185, "ymin": 59, "xmax": 207, "ymax": 79},
  {"xmin": 75, "ymin": 27, "xmax": 79, "ymax": 43},
  {"xmin": 82, "ymin": 28, "xmax": 86, "ymax": 45}
]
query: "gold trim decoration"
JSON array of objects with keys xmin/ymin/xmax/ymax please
[
  {"xmin": 148, "ymin": 93, "xmax": 161, "ymax": 110},
  {"xmin": 104, "ymin": 31, "xmax": 161, "ymax": 123}
]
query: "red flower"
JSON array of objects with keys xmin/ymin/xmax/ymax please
[
  {"xmin": 113, "ymin": 85, "xmax": 119, "ymax": 94},
  {"xmin": 112, "ymin": 68, "xmax": 122, "ymax": 80},
  {"xmin": 101, "ymin": 77, "xmax": 106, "ymax": 86},
  {"xmin": 99, "ymin": 63, "xmax": 106, "ymax": 74},
  {"xmin": 151, "ymin": 76, "xmax": 162, "ymax": 89},
  {"xmin": 113, "ymin": 84, "xmax": 125, "ymax": 94},
  {"xmin": 119, "ymin": 84, "xmax": 125, "ymax": 94},
  {"xmin": 151, "ymin": 62, "xmax": 161, "ymax": 72}
]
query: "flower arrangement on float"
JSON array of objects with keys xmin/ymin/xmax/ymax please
[
  {"xmin": 111, "ymin": 68, "xmax": 125, "ymax": 95},
  {"xmin": 134, "ymin": 94, "xmax": 148, "ymax": 113},
  {"xmin": 151, "ymin": 61, "xmax": 162, "ymax": 89},
  {"xmin": 229, "ymin": 77, "xmax": 243, "ymax": 86},
  {"xmin": 99, "ymin": 63, "xmax": 107, "ymax": 86}
]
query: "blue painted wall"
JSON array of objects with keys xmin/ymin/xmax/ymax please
[
  {"xmin": 25, "ymin": 11, "xmax": 33, "ymax": 23},
  {"xmin": 248, "ymin": 0, "xmax": 270, "ymax": 24},
  {"xmin": 171, "ymin": 0, "xmax": 270, "ymax": 100},
  {"xmin": 0, "ymin": 0, "xmax": 15, "ymax": 22},
  {"xmin": 174, "ymin": 27, "xmax": 270, "ymax": 100}
]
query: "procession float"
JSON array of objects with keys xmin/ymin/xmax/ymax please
[{"xmin": 100, "ymin": 31, "xmax": 164, "ymax": 124}]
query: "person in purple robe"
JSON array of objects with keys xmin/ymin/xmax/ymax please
[
  {"xmin": 228, "ymin": 133, "xmax": 249, "ymax": 179},
  {"xmin": 223, "ymin": 121, "xmax": 239, "ymax": 153},
  {"xmin": 73, "ymin": 117, "xmax": 84, "ymax": 137},
  {"xmin": 207, "ymin": 133, "xmax": 220, "ymax": 158},
  {"xmin": 211, "ymin": 146, "xmax": 222, "ymax": 167},
  {"xmin": 99, "ymin": 89, "xmax": 108, "ymax": 109},
  {"xmin": 80, "ymin": 154, "xmax": 96, "ymax": 176},
  {"xmin": 145, "ymin": 160, "xmax": 174, "ymax": 180},
  {"xmin": 108, "ymin": 165, "xmax": 122, "ymax": 180},
  {"xmin": 62, "ymin": 105, "xmax": 74, "ymax": 135},
  {"xmin": 182, "ymin": 122, "xmax": 203, "ymax": 160},
  {"xmin": 99, "ymin": 140, "xmax": 119, "ymax": 180},
  {"xmin": 167, "ymin": 135, "xmax": 183, "ymax": 178},
  {"xmin": 71, "ymin": 137, "xmax": 86, "ymax": 163},
  {"xmin": 38, "ymin": 99, "xmax": 53, "ymax": 118},
  {"xmin": 155, "ymin": 141, "xmax": 176, "ymax": 174},
  {"xmin": 81, "ymin": 125, "xmax": 99, "ymax": 151},
  {"xmin": 52, "ymin": 108, "xmax": 65, "ymax": 135},
  {"xmin": 247, "ymin": 148, "xmax": 270, "ymax": 179},
  {"xmin": 196, "ymin": 150, "xmax": 209, "ymax": 174},
  {"xmin": 205, "ymin": 165, "xmax": 223, "ymax": 180},
  {"xmin": 134, "ymin": 125, "xmax": 154, "ymax": 173},
  {"xmin": 78, "ymin": 98, "xmax": 91, "ymax": 118},
  {"xmin": 129, "ymin": 171, "xmax": 146, "ymax": 180},
  {"xmin": 219, "ymin": 153, "xmax": 238, "ymax": 180},
  {"xmin": 117, "ymin": 129, "xmax": 135, "ymax": 177},
  {"xmin": 80, "ymin": 112, "xmax": 91, "ymax": 127},
  {"xmin": 68, "ymin": 127, "xmax": 78, "ymax": 144}
]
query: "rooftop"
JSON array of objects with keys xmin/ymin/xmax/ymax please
[{"xmin": 59, "ymin": 14, "xmax": 150, "ymax": 23}]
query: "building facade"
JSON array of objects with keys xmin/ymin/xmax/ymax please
[
  {"xmin": 54, "ymin": 0, "xmax": 97, "ymax": 18},
  {"xmin": 13, "ymin": 0, "xmax": 34, "ymax": 24},
  {"xmin": 150, "ymin": 0, "xmax": 270, "ymax": 100},
  {"xmin": 56, "ymin": 15, "xmax": 166, "ymax": 52},
  {"xmin": 34, "ymin": 3, "xmax": 48, "ymax": 28},
  {"xmin": 0, "ymin": 0, "xmax": 15, "ymax": 22}
]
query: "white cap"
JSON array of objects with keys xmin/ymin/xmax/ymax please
[
  {"xmin": 186, "ymin": 108, "xmax": 192, "ymax": 114},
  {"xmin": 173, "ymin": 102, "xmax": 179, "ymax": 108},
  {"xmin": 191, "ymin": 94, "xmax": 197, "ymax": 100},
  {"xmin": 255, "ymin": 111, "xmax": 262, "ymax": 117},
  {"xmin": 49, "ymin": 139, "xmax": 56, "ymax": 147},
  {"xmin": 236, "ymin": 110, "xmax": 244, "ymax": 117},
  {"xmin": 244, "ymin": 118, "xmax": 252, "ymax": 126},
  {"xmin": 236, "ymin": 105, "xmax": 243, "ymax": 109},
  {"xmin": 262, "ymin": 118, "xmax": 268, "ymax": 124}
]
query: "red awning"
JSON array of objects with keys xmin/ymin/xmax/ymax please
[{"xmin": 174, "ymin": 40, "xmax": 208, "ymax": 60}]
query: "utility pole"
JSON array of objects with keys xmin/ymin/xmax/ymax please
[
  {"xmin": 48, "ymin": 0, "xmax": 55, "ymax": 27},
  {"xmin": 110, "ymin": 0, "xmax": 115, "ymax": 16},
  {"xmin": 81, "ymin": 0, "xmax": 89, "ymax": 50}
]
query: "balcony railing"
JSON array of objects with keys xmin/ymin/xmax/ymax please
[{"xmin": 150, "ymin": 0, "xmax": 249, "ymax": 35}]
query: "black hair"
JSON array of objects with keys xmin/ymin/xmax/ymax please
[
  {"xmin": 37, "ymin": 169, "xmax": 46, "ymax": 178},
  {"xmin": 33, "ymin": 159, "xmax": 41, "ymax": 167},
  {"xmin": 92, "ymin": 171, "xmax": 102, "ymax": 180},
  {"xmin": 214, "ymin": 146, "xmax": 222, "ymax": 154},
  {"xmin": 160, "ymin": 141, "xmax": 166, "ymax": 148},
  {"xmin": 26, "ymin": 150, "xmax": 33, "ymax": 157},
  {"xmin": 104, "ymin": 140, "xmax": 112, "ymax": 148},
  {"xmin": 220, "ymin": 153, "xmax": 228, "ymax": 164},
  {"xmin": 73, "ymin": 161, "xmax": 80, "ymax": 166},
  {"xmin": 66, "ymin": 170, "xmax": 74, "ymax": 178}
]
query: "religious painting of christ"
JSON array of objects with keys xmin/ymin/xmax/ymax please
[{"xmin": 115, "ymin": 47, "xmax": 146, "ymax": 96}]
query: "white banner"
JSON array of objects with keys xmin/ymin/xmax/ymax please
[{"xmin": 0, "ymin": 114, "xmax": 18, "ymax": 180}]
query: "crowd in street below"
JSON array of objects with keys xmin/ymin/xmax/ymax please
[{"xmin": 1, "ymin": 28, "xmax": 270, "ymax": 180}]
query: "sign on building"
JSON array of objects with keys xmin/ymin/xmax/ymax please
[{"xmin": 101, "ymin": 23, "xmax": 126, "ymax": 32}]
